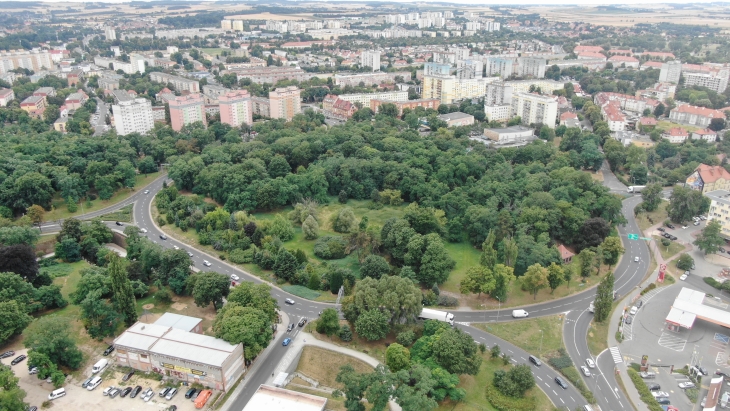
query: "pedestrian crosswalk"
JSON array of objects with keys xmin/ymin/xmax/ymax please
[{"xmin": 610, "ymin": 346, "xmax": 623, "ymax": 364}]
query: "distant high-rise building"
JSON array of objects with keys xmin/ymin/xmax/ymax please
[
  {"xmin": 659, "ymin": 60, "xmax": 682, "ymax": 83},
  {"xmin": 105, "ymin": 27, "xmax": 116, "ymax": 41},
  {"xmin": 268, "ymin": 86, "xmax": 301, "ymax": 121},
  {"xmin": 113, "ymin": 98, "xmax": 154, "ymax": 136},
  {"xmin": 0, "ymin": 50, "xmax": 53, "ymax": 74},
  {"xmin": 232, "ymin": 20, "xmax": 244, "ymax": 31},
  {"xmin": 360, "ymin": 51, "xmax": 382, "ymax": 71},
  {"xmin": 167, "ymin": 94, "xmax": 207, "ymax": 131},
  {"xmin": 517, "ymin": 57, "xmax": 546, "ymax": 78},
  {"xmin": 456, "ymin": 59, "xmax": 483, "ymax": 79},
  {"xmin": 221, "ymin": 20, "xmax": 232, "ymax": 30},
  {"xmin": 149, "ymin": 72, "xmax": 200, "ymax": 93},
  {"xmin": 511, "ymin": 92, "xmax": 558, "ymax": 128},
  {"xmin": 424, "ymin": 62, "xmax": 451, "ymax": 77},
  {"xmin": 485, "ymin": 82, "xmax": 513, "ymax": 106},
  {"xmin": 486, "ymin": 57, "xmax": 514, "ymax": 78},
  {"xmin": 219, "ymin": 90, "xmax": 253, "ymax": 127},
  {"xmin": 130, "ymin": 53, "xmax": 146, "ymax": 74}
]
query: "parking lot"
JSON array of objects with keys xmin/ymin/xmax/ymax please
[{"xmin": 10, "ymin": 348, "xmax": 209, "ymax": 411}]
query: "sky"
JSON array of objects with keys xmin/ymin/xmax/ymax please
[{"xmin": 8, "ymin": 0, "xmax": 727, "ymax": 4}]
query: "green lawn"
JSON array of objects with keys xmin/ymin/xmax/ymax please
[
  {"xmin": 100, "ymin": 204, "xmax": 134, "ymax": 223},
  {"xmin": 657, "ymin": 120, "xmax": 701, "ymax": 133},
  {"xmin": 636, "ymin": 201, "xmax": 669, "ymax": 232},
  {"xmin": 200, "ymin": 48, "xmax": 227, "ymax": 57},
  {"xmin": 652, "ymin": 235, "xmax": 688, "ymax": 261},
  {"xmin": 45, "ymin": 171, "xmax": 162, "ymax": 222},
  {"xmin": 474, "ymin": 316, "xmax": 565, "ymax": 360}
]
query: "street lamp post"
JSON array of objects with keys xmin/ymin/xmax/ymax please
[
  {"xmin": 497, "ymin": 296, "xmax": 501, "ymax": 321},
  {"xmin": 539, "ymin": 329, "xmax": 544, "ymax": 357}
]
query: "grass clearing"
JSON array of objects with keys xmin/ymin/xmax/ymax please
[
  {"xmin": 45, "ymin": 171, "xmax": 161, "ymax": 222},
  {"xmin": 652, "ymin": 235, "xmax": 688, "ymax": 261},
  {"xmin": 295, "ymin": 346, "xmax": 373, "ymax": 389},
  {"xmin": 40, "ymin": 263, "xmax": 76, "ymax": 279},
  {"xmin": 100, "ymin": 204, "xmax": 134, "ymax": 223},
  {"xmin": 657, "ymin": 120, "xmax": 701, "ymax": 134},
  {"xmin": 587, "ymin": 316, "xmax": 610, "ymax": 356},
  {"xmin": 473, "ymin": 315, "xmax": 565, "ymax": 360},
  {"xmin": 282, "ymin": 285, "xmax": 321, "ymax": 300},
  {"xmin": 636, "ymin": 201, "xmax": 668, "ymax": 232}
]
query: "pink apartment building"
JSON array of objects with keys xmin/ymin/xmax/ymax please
[
  {"xmin": 219, "ymin": 90, "xmax": 253, "ymax": 127},
  {"xmin": 168, "ymin": 94, "xmax": 207, "ymax": 131}
]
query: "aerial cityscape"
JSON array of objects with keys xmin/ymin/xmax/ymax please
[{"xmin": 1, "ymin": 1, "xmax": 730, "ymax": 411}]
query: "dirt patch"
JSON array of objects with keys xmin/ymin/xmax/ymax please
[
  {"xmin": 296, "ymin": 346, "xmax": 373, "ymax": 389},
  {"xmin": 171, "ymin": 302, "xmax": 187, "ymax": 311},
  {"xmin": 138, "ymin": 312, "xmax": 163, "ymax": 324},
  {"xmin": 142, "ymin": 304, "xmax": 155, "ymax": 310}
]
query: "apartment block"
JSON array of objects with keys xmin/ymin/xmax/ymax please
[
  {"xmin": 669, "ymin": 104, "xmax": 726, "ymax": 128},
  {"xmin": 20, "ymin": 95, "xmax": 47, "ymax": 118},
  {"xmin": 333, "ymin": 72, "xmax": 411, "ymax": 87},
  {"xmin": 422, "ymin": 75, "xmax": 496, "ymax": 104},
  {"xmin": 505, "ymin": 79, "xmax": 565, "ymax": 94},
  {"xmin": 269, "ymin": 86, "xmax": 301, "ymax": 121},
  {"xmin": 456, "ymin": 59, "xmax": 483, "ymax": 79},
  {"xmin": 322, "ymin": 94, "xmax": 357, "ymax": 120},
  {"xmin": 517, "ymin": 57, "xmax": 546, "ymax": 78},
  {"xmin": 105, "ymin": 27, "xmax": 117, "ymax": 41},
  {"xmin": 370, "ymin": 98, "xmax": 440, "ymax": 115},
  {"xmin": 484, "ymin": 104, "xmax": 512, "ymax": 122},
  {"xmin": 338, "ymin": 91, "xmax": 408, "ymax": 107},
  {"xmin": 231, "ymin": 66, "xmax": 311, "ymax": 84},
  {"xmin": 662, "ymin": 127, "xmax": 689, "ymax": 144},
  {"xmin": 113, "ymin": 98, "xmax": 155, "ymax": 136},
  {"xmin": 0, "ymin": 49, "xmax": 53, "ymax": 74},
  {"xmin": 150, "ymin": 72, "xmax": 200, "ymax": 93},
  {"xmin": 168, "ymin": 94, "xmax": 207, "ymax": 131},
  {"xmin": 219, "ymin": 90, "xmax": 253, "ymax": 127},
  {"xmin": 0, "ymin": 88, "xmax": 15, "ymax": 107},
  {"xmin": 683, "ymin": 70, "xmax": 729, "ymax": 93},
  {"xmin": 687, "ymin": 164, "xmax": 730, "ymax": 193},
  {"xmin": 486, "ymin": 57, "xmax": 514, "ymax": 78},
  {"xmin": 485, "ymin": 82, "xmax": 513, "ymax": 106},
  {"xmin": 706, "ymin": 190, "xmax": 730, "ymax": 237},
  {"xmin": 424, "ymin": 62, "xmax": 451, "ymax": 77},
  {"xmin": 510, "ymin": 92, "xmax": 558, "ymax": 128},
  {"xmin": 251, "ymin": 97, "xmax": 270, "ymax": 118},
  {"xmin": 221, "ymin": 20, "xmax": 232, "ymax": 30},
  {"xmin": 360, "ymin": 51, "xmax": 381, "ymax": 71}
]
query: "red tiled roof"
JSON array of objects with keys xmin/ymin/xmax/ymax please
[
  {"xmin": 608, "ymin": 55, "xmax": 639, "ymax": 63},
  {"xmin": 696, "ymin": 164, "xmax": 730, "ymax": 183},
  {"xmin": 577, "ymin": 52, "xmax": 607, "ymax": 59},
  {"xmin": 641, "ymin": 61, "xmax": 663, "ymax": 69},
  {"xmin": 574, "ymin": 45, "xmax": 604, "ymax": 53},
  {"xmin": 664, "ymin": 127, "xmax": 688, "ymax": 136},
  {"xmin": 557, "ymin": 244, "xmax": 575, "ymax": 260},
  {"xmin": 560, "ymin": 111, "xmax": 578, "ymax": 120},
  {"xmin": 693, "ymin": 128, "xmax": 717, "ymax": 135},
  {"xmin": 674, "ymin": 104, "xmax": 725, "ymax": 119},
  {"xmin": 639, "ymin": 117, "xmax": 657, "ymax": 126},
  {"xmin": 640, "ymin": 51, "xmax": 676, "ymax": 59}
]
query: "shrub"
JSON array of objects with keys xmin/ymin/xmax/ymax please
[
  {"xmin": 640, "ymin": 283, "xmax": 657, "ymax": 295},
  {"xmin": 338, "ymin": 324, "xmax": 352, "ymax": 342},
  {"xmin": 396, "ymin": 330, "xmax": 416, "ymax": 347},
  {"xmin": 685, "ymin": 388, "xmax": 698, "ymax": 403},
  {"xmin": 661, "ymin": 238, "xmax": 670, "ymax": 247},
  {"xmin": 704, "ymin": 277, "xmax": 722, "ymax": 289},
  {"xmin": 421, "ymin": 290, "xmax": 438, "ymax": 306},
  {"xmin": 313, "ymin": 236, "xmax": 348, "ymax": 259},
  {"xmin": 228, "ymin": 248, "xmax": 248, "ymax": 264},
  {"xmin": 484, "ymin": 384, "xmax": 536, "ymax": 411},
  {"xmin": 627, "ymin": 369, "xmax": 664, "ymax": 411},
  {"xmin": 155, "ymin": 288, "xmax": 173, "ymax": 303},
  {"xmin": 437, "ymin": 295, "xmax": 458, "ymax": 307}
]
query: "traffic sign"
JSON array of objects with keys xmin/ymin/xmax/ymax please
[{"xmin": 627, "ymin": 234, "xmax": 639, "ymax": 240}]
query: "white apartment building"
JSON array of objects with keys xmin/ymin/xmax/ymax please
[
  {"xmin": 149, "ymin": 72, "xmax": 200, "ymax": 93},
  {"xmin": 449, "ymin": 47, "xmax": 470, "ymax": 61},
  {"xmin": 130, "ymin": 54, "xmax": 146, "ymax": 74},
  {"xmin": 486, "ymin": 57, "xmax": 514, "ymax": 78},
  {"xmin": 105, "ymin": 27, "xmax": 116, "ymax": 41},
  {"xmin": 232, "ymin": 20, "xmax": 244, "ymax": 31},
  {"xmin": 505, "ymin": 79, "xmax": 565, "ymax": 94},
  {"xmin": 456, "ymin": 59, "xmax": 483, "ymax": 79},
  {"xmin": 0, "ymin": 49, "xmax": 53, "ymax": 74},
  {"xmin": 659, "ymin": 60, "xmax": 682, "ymax": 83},
  {"xmin": 465, "ymin": 22, "xmax": 481, "ymax": 31},
  {"xmin": 484, "ymin": 104, "xmax": 512, "ymax": 122},
  {"xmin": 424, "ymin": 62, "xmax": 451, "ymax": 77},
  {"xmin": 484, "ymin": 82, "xmax": 513, "ymax": 106},
  {"xmin": 517, "ymin": 57, "xmax": 546, "ymax": 78},
  {"xmin": 683, "ymin": 71, "xmax": 730, "ymax": 93},
  {"xmin": 338, "ymin": 91, "xmax": 408, "ymax": 106},
  {"xmin": 422, "ymin": 75, "xmax": 497, "ymax": 104},
  {"xmin": 112, "ymin": 98, "xmax": 154, "ymax": 136},
  {"xmin": 221, "ymin": 20, "xmax": 232, "ymax": 30},
  {"xmin": 510, "ymin": 92, "xmax": 558, "ymax": 128},
  {"xmin": 360, "ymin": 51, "xmax": 381, "ymax": 71}
]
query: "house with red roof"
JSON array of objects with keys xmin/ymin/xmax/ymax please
[
  {"xmin": 322, "ymin": 94, "xmax": 356, "ymax": 120},
  {"xmin": 574, "ymin": 45, "xmax": 604, "ymax": 54},
  {"xmin": 691, "ymin": 129, "xmax": 718, "ymax": 143},
  {"xmin": 685, "ymin": 164, "xmax": 730, "ymax": 193},
  {"xmin": 637, "ymin": 117, "xmax": 657, "ymax": 131},
  {"xmin": 662, "ymin": 127, "xmax": 689, "ymax": 144},
  {"xmin": 577, "ymin": 51, "xmax": 607, "ymax": 60},
  {"xmin": 557, "ymin": 244, "xmax": 575, "ymax": 264},
  {"xmin": 608, "ymin": 55, "xmax": 640, "ymax": 69},
  {"xmin": 640, "ymin": 61, "xmax": 664, "ymax": 71}
]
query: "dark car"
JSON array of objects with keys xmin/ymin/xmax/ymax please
[
  {"xmin": 529, "ymin": 355, "xmax": 542, "ymax": 366},
  {"xmin": 287, "ymin": 323, "xmax": 294, "ymax": 332},
  {"xmin": 0, "ymin": 351, "xmax": 14, "ymax": 359},
  {"xmin": 160, "ymin": 234, "xmax": 167, "ymax": 240},
  {"xmin": 185, "ymin": 388, "xmax": 198, "ymax": 399},
  {"xmin": 81, "ymin": 377, "xmax": 93, "ymax": 388},
  {"xmin": 115, "ymin": 221, "xmax": 123, "ymax": 226},
  {"xmin": 636, "ymin": 300, "xmax": 643, "ymax": 308},
  {"xmin": 669, "ymin": 235, "xmax": 677, "ymax": 240},
  {"xmin": 122, "ymin": 370, "xmax": 135, "ymax": 382},
  {"xmin": 298, "ymin": 318, "xmax": 307, "ymax": 327},
  {"xmin": 646, "ymin": 383, "xmax": 661, "ymax": 391},
  {"xmin": 656, "ymin": 397, "xmax": 670, "ymax": 405},
  {"xmin": 28, "ymin": 407, "xmax": 37, "ymax": 411},
  {"xmin": 555, "ymin": 376, "xmax": 568, "ymax": 389},
  {"xmin": 666, "ymin": 223, "xmax": 675, "ymax": 229},
  {"xmin": 103, "ymin": 345, "xmax": 115, "ymax": 356},
  {"xmin": 715, "ymin": 371, "xmax": 730, "ymax": 378},
  {"xmin": 657, "ymin": 227, "xmax": 665, "ymax": 232},
  {"xmin": 10, "ymin": 355, "xmax": 26, "ymax": 365},
  {"xmin": 721, "ymin": 247, "xmax": 727, "ymax": 253},
  {"xmin": 663, "ymin": 233, "xmax": 670, "ymax": 238},
  {"xmin": 625, "ymin": 316, "xmax": 632, "ymax": 324},
  {"xmin": 120, "ymin": 387, "xmax": 133, "ymax": 398},
  {"xmin": 130, "ymin": 385, "xmax": 142, "ymax": 398},
  {"xmin": 167, "ymin": 406, "xmax": 177, "ymax": 411}
]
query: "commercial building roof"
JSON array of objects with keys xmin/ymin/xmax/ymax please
[
  {"xmin": 242, "ymin": 385, "xmax": 327, "ymax": 411},
  {"xmin": 154, "ymin": 313, "xmax": 202, "ymax": 332},
  {"xmin": 665, "ymin": 287, "xmax": 730, "ymax": 329},
  {"xmin": 437, "ymin": 111, "xmax": 473, "ymax": 121}
]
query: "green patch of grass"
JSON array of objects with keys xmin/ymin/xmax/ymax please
[
  {"xmin": 652, "ymin": 235, "xmax": 687, "ymax": 261},
  {"xmin": 100, "ymin": 204, "xmax": 133, "ymax": 223},
  {"xmin": 636, "ymin": 201, "xmax": 669, "ymax": 232},
  {"xmin": 474, "ymin": 316, "xmax": 564, "ymax": 360},
  {"xmin": 282, "ymin": 285, "xmax": 321, "ymax": 300},
  {"xmin": 440, "ymin": 241, "xmax": 481, "ymax": 295},
  {"xmin": 45, "ymin": 172, "xmax": 161, "ymax": 222},
  {"xmin": 53, "ymin": 261, "xmax": 90, "ymax": 299},
  {"xmin": 40, "ymin": 263, "xmax": 75, "ymax": 278},
  {"xmin": 587, "ymin": 314, "xmax": 612, "ymax": 356},
  {"xmin": 657, "ymin": 120, "xmax": 701, "ymax": 133}
]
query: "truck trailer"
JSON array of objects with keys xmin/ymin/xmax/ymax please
[
  {"xmin": 627, "ymin": 186, "xmax": 646, "ymax": 193},
  {"xmin": 418, "ymin": 308, "xmax": 455, "ymax": 326}
]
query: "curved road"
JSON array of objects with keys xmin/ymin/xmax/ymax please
[{"xmin": 66, "ymin": 166, "xmax": 650, "ymax": 411}]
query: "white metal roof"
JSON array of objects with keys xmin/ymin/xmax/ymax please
[
  {"xmin": 242, "ymin": 385, "xmax": 327, "ymax": 411},
  {"xmin": 665, "ymin": 307, "xmax": 697, "ymax": 329},
  {"xmin": 676, "ymin": 287, "xmax": 706, "ymax": 304},
  {"xmin": 162, "ymin": 328, "xmax": 237, "ymax": 352},
  {"xmin": 153, "ymin": 313, "xmax": 202, "ymax": 332},
  {"xmin": 113, "ymin": 331, "xmax": 159, "ymax": 351},
  {"xmin": 149, "ymin": 339, "xmax": 231, "ymax": 368},
  {"xmin": 666, "ymin": 287, "xmax": 730, "ymax": 329}
]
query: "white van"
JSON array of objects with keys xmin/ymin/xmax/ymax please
[
  {"xmin": 48, "ymin": 388, "xmax": 66, "ymax": 400},
  {"xmin": 87, "ymin": 376, "xmax": 102, "ymax": 391},
  {"xmin": 92, "ymin": 359, "xmax": 108, "ymax": 374},
  {"xmin": 512, "ymin": 309, "xmax": 529, "ymax": 318}
]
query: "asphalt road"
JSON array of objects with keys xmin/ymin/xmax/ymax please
[{"xmin": 92, "ymin": 97, "xmax": 109, "ymax": 136}]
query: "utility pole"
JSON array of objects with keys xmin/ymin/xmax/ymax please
[{"xmin": 539, "ymin": 329, "xmax": 544, "ymax": 357}]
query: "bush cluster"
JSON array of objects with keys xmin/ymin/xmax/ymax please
[{"xmin": 627, "ymin": 369, "xmax": 664, "ymax": 411}]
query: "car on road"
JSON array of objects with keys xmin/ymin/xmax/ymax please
[
  {"xmin": 721, "ymin": 247, "xmax": 727, "ymax": 253},
  {"xmin": 702, "ymin": 396, "xmax": 707, "ymax": 407},
  {"xmin": 585, "ymin": 358, "xmax": 596, "ymax": 368},
  {"xmin": 651, "ymin": 391, "xmax": 669, "ymax": 398},
  {"xmin": 678, "ymin": 381, "xmax": 695, "ymax": 389},
  {"xmin": 511, "ymin": 309, "xmax": 529, "ymax": 318},
  {"xmin": 285, "ymin": 298, "xmax": 295, "ymax": 305},
  {"xmin": 287, "ymin": 324, "xmax": 294, "ymax": 332},
  {"xmin": 630, "ymin": 306, "xmax": 638, "ymax": 315},
  {"xmin": 139, "ymin": 228, "xmax": 148, "ymax": 233},
  {"xmin": 103, "ymin": 345, "xmax": 115, "ymax": 356},
  {"xmin": 701, "ymin": 215, "xmax": 707, "ymax": 220},
  {"xmin": 640, "ymin": 371, "xmax": 656, "ymax": 379},
  {"xmin": 11, "ymin": 355, "xmax": 26, "ymax": 365},
  {"xmin": 682, "ymin": 225, "xmax": 688, "ymax": 229},
  {"xmin": 187, "ymin": 252, "xmax": 193, "ymax": 257},
  {"xmin": 143, "ymin": 190, "xmax": 149, "ymax": 194},
  {"xmin": 529, "ymin": 355, "xmax": 542, "ymax": 366},
  {"xmin": 115, "ymin": 221, "xmax": 123, "ymax": 226},
  {"xmin": 230, "ymin": 274, "xmax": 240, "ymax": 281},
  {"xmin": 647, "ymin": 383, "xmax": 661, "ymax": 390},
  {"xmin": 203, "ymin": 260, "xmax": 212, "ymax": 266},
  {"xmin": 658, "ymin": 227, "xmax": 665, "ymax": 232},
  {"xmin": 167, "ymin": 406, "xmax": 177, "ymax": 411},
  {"xmin": 120, "ymin": 387, "xmax": 133, "ymax": 397},
  {"xmin": 298, "ymin": 318, "xmax": 307, "ymax": 327},
  {"xmin": 109, "ymin": 388, "xmax": 121, "ymax": 398},
  {"xmin": 185, "ymin": 388, "xmax": 198, "ymax": 399},
  {"xmin": 29, "ymin": 367, "xmax": 38, "ymax": 374},
  {"xmin": 656, "ymin": 397, "xmax": 670, "ymax": 405},
  {"xmin": 636, "ymin": 300, "xmax": 643, "ymax": 308},
  {"xmin": 142, "ymin": 388, "xmax": 154, "ymax": 401},
  {"xmin": 580, "ymin": 366, "xmax": 591, "ymax": 377},
  {"xmin": 666, "ymin": 223, "xmax": 675, "ymax": 229},
  {"xmin": 122, "ymin": 370, "xmax": 134, "ymax": 381},
  {"xmin": 716, "ymin": 371, "xmax": 730, "ymax": 378},
  {"xmin": 282, "ymin": 338, "xmax": 292, "ymax": 346},
  {"xmin": 694, "ymin": 221, "xmax": 700, "ymax": 226},
  {"xmin": 0, "ymin": 351, "xmax": 14, "ymax": 359},
  {"xmin": 173, "ymin": 245, "xmax": 179, "ymax": 250},
  {"xmin": 130, "ymin": 385, "xmax": 142, "ymax": 398},
  {"xmin": 693, "ymin": 216, "xmax": 700, "ymax": 222},
  {"xmin": 663, "ymin": 233, "xmax": 671, "ymax": 238},
  {"xmin": 680, "ymin": 272, "xmax": 688, "ymax": 280},
  {"xmin": 625, "ymin": 316, "xmax": 632, "ymax": 324},
  {"xmin": 669, "ymin": 235, "xmax": 677, "ymax": 240},
  {"xmin": 160, "ymin": 234, "xmax": 167, "ymax": 240},
  {"xmin": 554, "ymin": 376, "xmax": 568, "ymax": 389},
  {"xmin": 634, "ymin": 256, "xmax": 640, "ymax": 262},
  {"xmin": 28, "ymin": 407, "xmax": 37, "ymax": 411}
]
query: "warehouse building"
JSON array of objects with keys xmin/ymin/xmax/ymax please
[
  {"xmin": 112, "ymin": 315, "xmax": 244, "ymax": 391},
  {"xmin": 243, "ymin": 385, "xmax": 327, "ymax": 411}
]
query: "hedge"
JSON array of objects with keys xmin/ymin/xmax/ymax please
[
  {"xmin": 627, "ymin": 368, "xmax": 664, "ymax": 411},
  {"xmin": 484, "ymin": 384, "xmax": 536, "ymax": 411}
]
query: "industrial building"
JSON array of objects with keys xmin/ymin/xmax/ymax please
[{"xmin": 242, "ymin": 385, "xmax": 327, "ymax": 411}]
